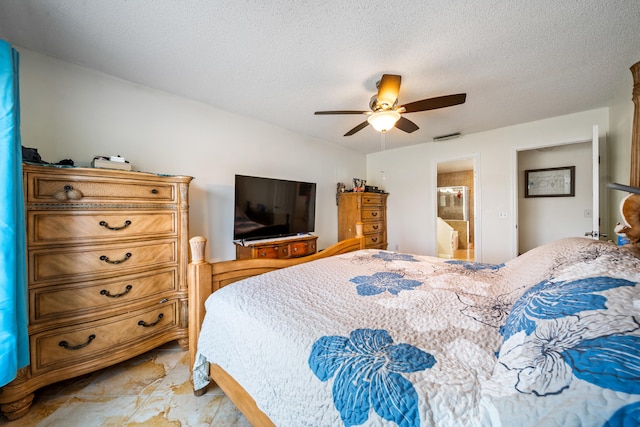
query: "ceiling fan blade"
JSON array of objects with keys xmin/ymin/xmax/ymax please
[
  {"xmin": 376, "ymin": 74, "xmax": 402, "ymax": 109},
  {"xmin": 315, "ymin": 110, "xmax": 368, "ymax": 115},
  {"xmin": 395, "ymin": 116, "xmax": 419, "ymax": 133},
  {"xmin": 400, "ymin": 93, "xmax": 466, "ymax": 114},
  {"xmin": 344, "ymin": 121, "xmax": 370, "ymax": 136}
]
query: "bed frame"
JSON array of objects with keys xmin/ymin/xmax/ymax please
[{"xmin": 187, "ymin": 229, "xmax": 365, "ymax": 426}]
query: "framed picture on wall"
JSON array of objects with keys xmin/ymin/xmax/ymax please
[{"xmin": 525, "ymin": 166, "xmax": 575, "ymax": 198}]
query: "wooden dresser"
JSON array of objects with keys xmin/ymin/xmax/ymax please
[
  {"xmin": 338, "ymin": 192, "xmax": 388, "ymax": 249},
  {"xmin": 0, "ymin": 164, "xmax": 192, "ymax": 420},
  {"xmin": 235, "ymin": 234, "xmax": 317, "ymax": 260}
]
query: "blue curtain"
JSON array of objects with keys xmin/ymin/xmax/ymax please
[{"xmin": 0, "ymin": 40, "xmax": 29, "ymax": 388}]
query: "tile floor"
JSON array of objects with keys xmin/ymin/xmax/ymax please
[{"xmin": 0, "ymin": 341, "xmax": 250, "ymax": 427}]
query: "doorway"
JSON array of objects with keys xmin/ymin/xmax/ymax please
[
  {"xmin": 515, "ymin": 129, "xmax": 607, "ymax": 255},
  {"xmin": 436, "ymin": 156, "xmax": 477, "ymax": 261}
]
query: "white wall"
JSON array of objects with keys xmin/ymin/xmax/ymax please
[
  {"xmin": 366, "ymin": 108, "xmax": 610, "ymax": 264},
  {"xmin": 17, "ymin": 48, "xmax": 634, "ymax": 264},
  {"xmin": 17, "ymin": 49, "xmax": 366, "ymax": 261},
  {"xmin": 517, "ymin": 142, "xmax": 592, "ymax": 253}
]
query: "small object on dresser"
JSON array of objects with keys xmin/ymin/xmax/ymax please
[
  {"xmin": 352, "ymin": 178, "xmax": 366, "ymax": 192},
  {"xmin": 92, "ymin": 155, "xmax": 132, "ymax": 171}
]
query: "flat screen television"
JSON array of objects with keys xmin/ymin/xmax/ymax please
[{"xmin": 233, "ymin": 174, "xmax": 317, "ymax": 241}]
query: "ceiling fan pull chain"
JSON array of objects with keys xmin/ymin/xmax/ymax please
[{"xmin": 381, "ymin": 133, "xmax": 387, "ymax": 180}]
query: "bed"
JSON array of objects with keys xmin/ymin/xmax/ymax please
[
  {"xmin": 188, "ymin": 228, "xmax": 640, "ymax": 427},
  {"xmin": 189, "ymin": 65, "xmax": 640, "ymax": 426}
]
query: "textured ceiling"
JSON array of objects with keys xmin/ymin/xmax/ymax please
[{"xmin": 0, "ymin": 1, "xmax": 639, "ymax": 154}]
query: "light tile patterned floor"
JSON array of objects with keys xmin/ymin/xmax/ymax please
[{"xmin": 0, "ymin": 342, "xmax": 250, "ymax": 426}]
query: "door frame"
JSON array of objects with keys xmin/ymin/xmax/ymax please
[
  {"xmin": 511, "ymin": 126, "xmax": 605, "ymax": 258},
  {"xmin": 432, "ymin": 153, "xmax": 481, "ymax": 261}
]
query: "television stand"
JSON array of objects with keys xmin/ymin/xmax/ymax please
[{"xmin": 234, "ymin": 234, "xmax": 318, "ymax": 260}]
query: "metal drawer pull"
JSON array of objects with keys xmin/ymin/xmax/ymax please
[
  {"xmin": 100, "ymin": 284, "xmax": 133, "ymax": 298},
  {"xmin": 372, "ymin": 237, "xmax": 378, "ymax": 242},
  {"xmin": 373, "ymin": 225, "xmax": 379, "ymax": 230},
  {"xmin": 99, "ymin": 252, "xmax": 132, "ymax": 264},
  {"xmin": 151, "ymin": 189, "xmax": 158, "ymax": 194},
  {"xmin": 59, "ymin": 334, "xmax": 96, "ymax": 350},
  {"xmin": 99, "ymin": 220, "xmax": 132, "ymax": 231},
  {"xmin": 371, "ymin": 212, "xmax": 378, "ymax": 217},
  {"xmin": 138, "ymin": 313, "xmax": 164, "ymax": 327}
]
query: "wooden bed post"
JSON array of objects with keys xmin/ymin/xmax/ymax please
[
  {"xmin": 630, "ymin": 61, "xmax": 640, "ymax": 188},
  {"xmin": 188, "ymin": 236, "xmax": 212, "ymax": 371}
]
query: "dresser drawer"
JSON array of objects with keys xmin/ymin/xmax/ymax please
[
  {"xmin": 28, "ymin": 211, "xmax": 177, "ymax": 245},
  {"xmin": 30, "ymin": 239, "xmax": 177, "ymax": 285},
  {"xmin": 362, "ymin": 222, "xmax": 383, "ymax": 234},
  {"xmin": 30, "ymin": 267, "xmax": 178, "ymax": 324},
  {"xmin": 365, "ymin": 233, "xmax": 385, "ymax": 247},
  {"xmin": 30, "ymin": 300, "xmax": 178, "ymax": 375},
  {"xmin": 255, "ymin": 245, "xmax": 288, "ymax": 259},
  {"xmin": 290, "ymin": 240, "xmax": 316, "ymax": 257},
  {"xmin": 25, "ymin": 172, "xmax": 177, "ymax": 204},
  {"xmin": 361, "ymin": 194, "xmax": 385, "ymax": 206},
  {"xmin": 361, "ymin": 208, "xmax": 384, "ymax": 221}
]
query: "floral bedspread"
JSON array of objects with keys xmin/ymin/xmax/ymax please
[{"xmin": 193, "ymin": 237, "xmax": 640, "ymax": 426}]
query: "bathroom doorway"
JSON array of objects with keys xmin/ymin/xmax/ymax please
[{"xmin": 436, "ymin": 157, "xmax": 477, "ymax": 261}]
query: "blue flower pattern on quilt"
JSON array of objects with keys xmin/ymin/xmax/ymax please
[
  {"xmin": 350, "ymin": 272, "xmax": 422, "ymax": 296},
  {"xmin": 562, "ymin": 334, "xmax": 640, "ymax": 395},
  {"xmin": 445, "ymin": 260, "xmax": 505, "ymax": 271},
  {"xmin": 497, "ymin": 275, "xmax": 640, "ymax": 425},
  {"xmin": 308, "ymin": 328, "xmax": 436, "ymax": 427},
  {"xmin": 372, "ymin": 252, "xmax": 419, "ymax": 262},
  {"xmin": 499, "ymin": 277, "xmax": 636, "ymax": 341},
  {"xmin": 604, "ymin": 401, "xmax": 640, "ymax": 426}
]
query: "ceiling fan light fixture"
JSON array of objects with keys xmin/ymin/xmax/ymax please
[
  {"xmin": 314, "ymin": 73, "xmax": 466, "ymax": 136},
  {"xmin": 367, "ymin": 110, "xmax": 401, "ymax": 132}
]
